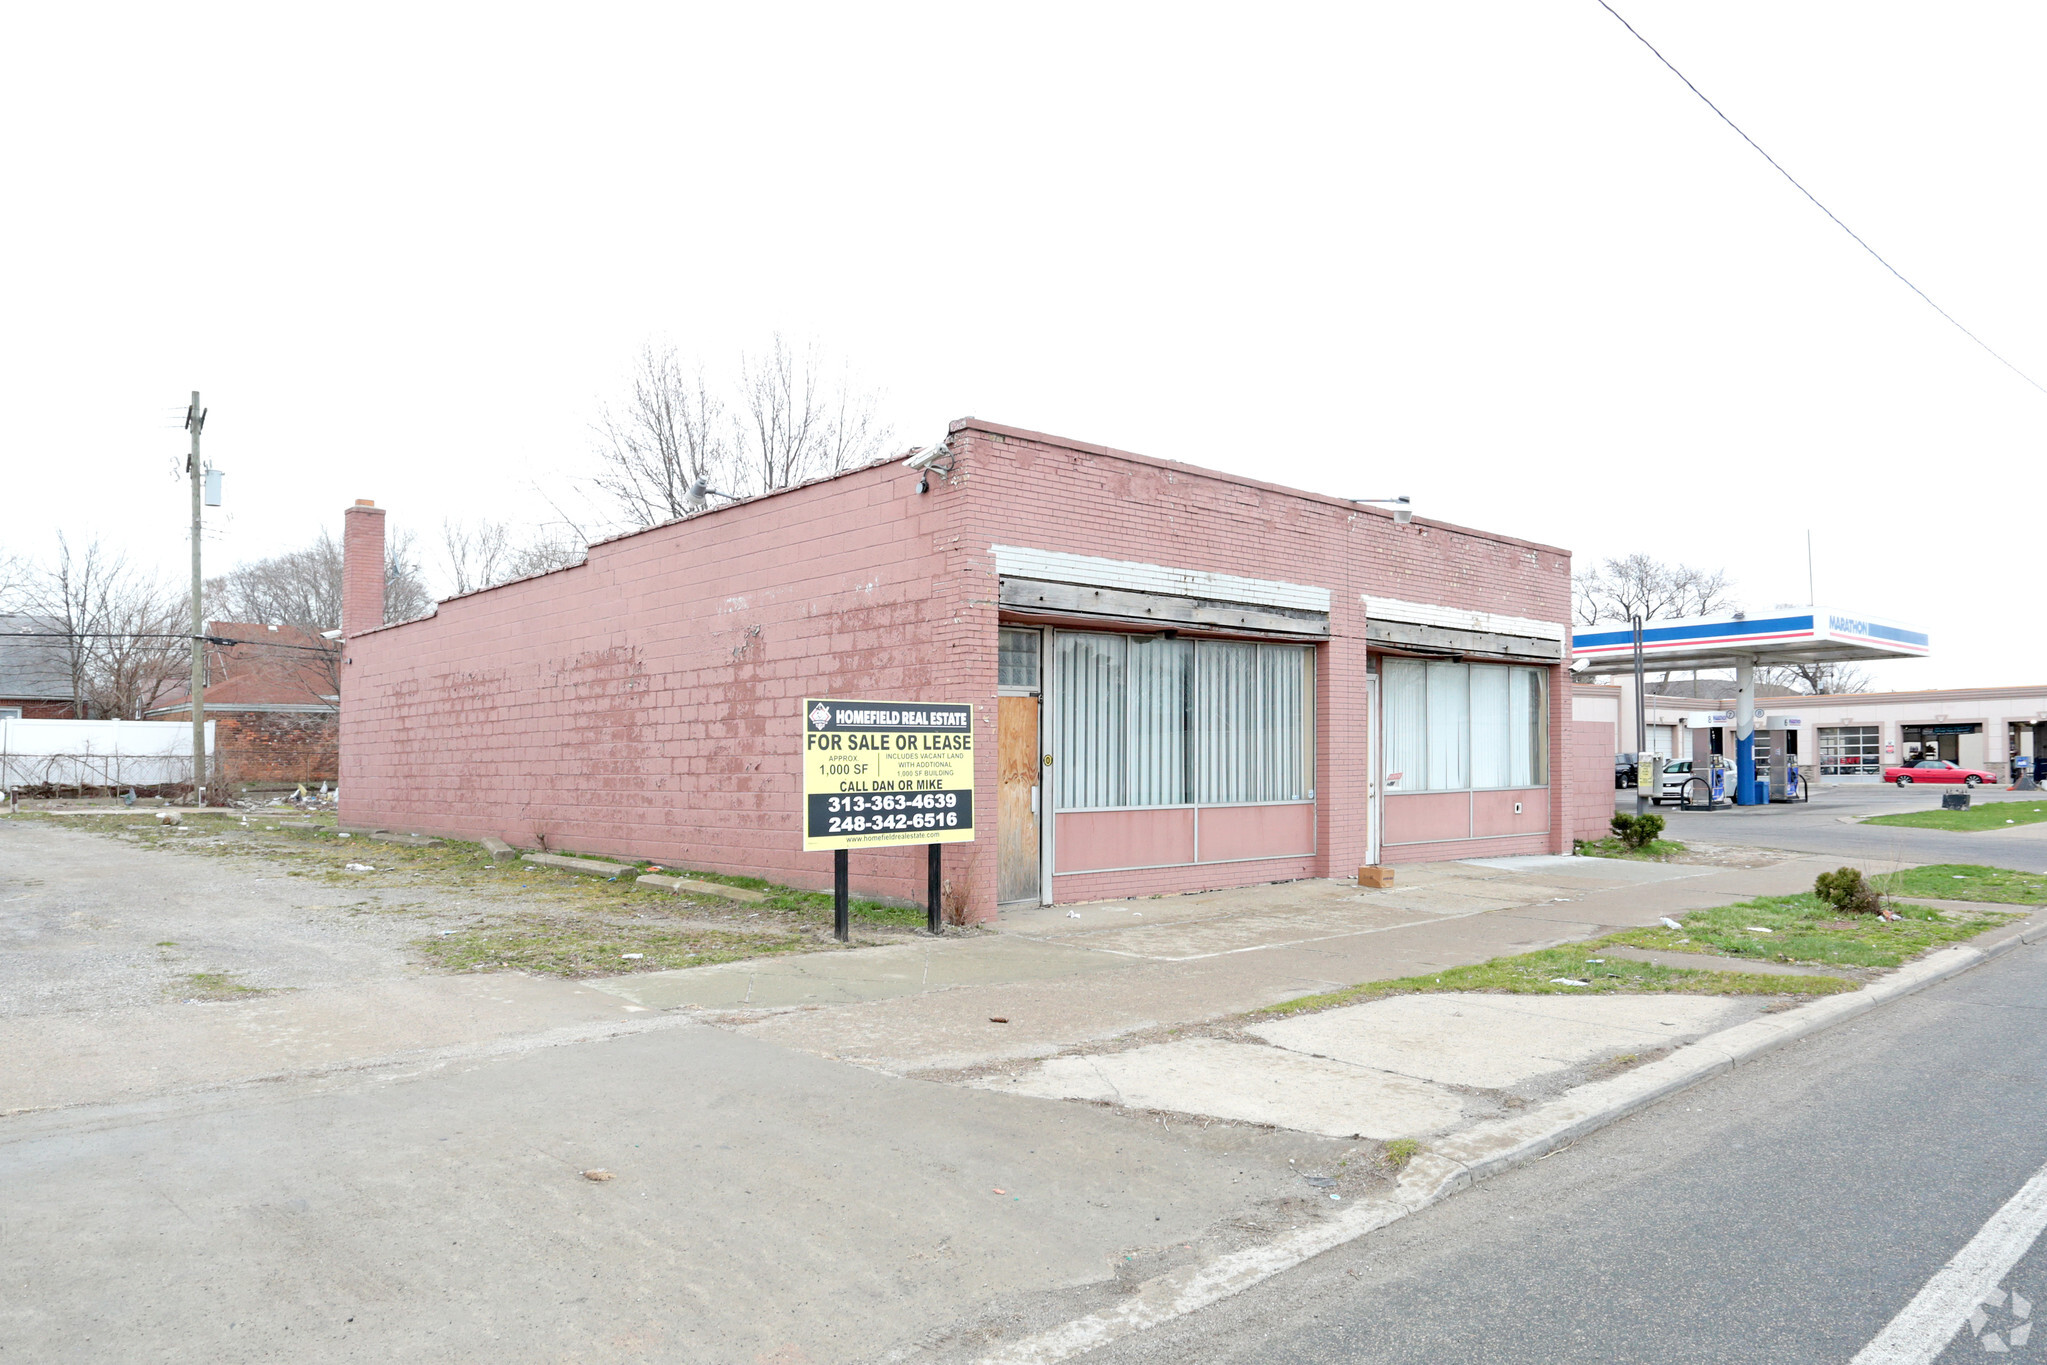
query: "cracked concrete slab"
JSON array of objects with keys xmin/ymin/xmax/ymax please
[
  {"xmin": 974, "ymin": 1037, "xmax": 1469, "ymax": 1140},
  {"xmin": 1248, "ymin": 993, "xmax": 1747, "ymax": 1090}
]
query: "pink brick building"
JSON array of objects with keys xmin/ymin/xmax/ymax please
[{"xmin": 340, "ymin": 419, "xmax": 1597, "ymax": 922}]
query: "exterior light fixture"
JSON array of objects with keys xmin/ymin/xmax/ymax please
[{"xmin": 1350, "ymin": 495, "xmax": 1413, "ymax": 524}]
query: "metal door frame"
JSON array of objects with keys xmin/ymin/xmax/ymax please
[
  {"xmin": 1366, "ymin": 672, "xmax": 1381, "ymax": 865},
  {"xmin": 997, "ymin": 624, "xmax": 1051, "ymax": 906}
]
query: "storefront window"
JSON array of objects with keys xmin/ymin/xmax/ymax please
[
  {"xmin": 1052, "ymin": 632, "xmax": 1312, "ymax": 811},
  {"xmin": 1818, "ymin": 725, "xmax": 1879, "ymax": 775},
  {"xmin": 1382, "ymin": 659, "xmax": 1547, "ymax": 792},
  {"xmin": 1901, "ymin": 723, "xmax": 1979, "ymax": 765}
]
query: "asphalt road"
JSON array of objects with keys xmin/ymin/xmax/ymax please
[
  {"xmin": 1087, "ymin": 935, "xmax": 2047, "ymax": 1364},
  {"xmin": 1628, "ymin": 785, "xmax": 2047, "ymax": 874}
]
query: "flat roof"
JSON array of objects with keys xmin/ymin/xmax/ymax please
[{"xmin": 1573, "ymin": 608, "xmax": 1928, "ymax": 674}]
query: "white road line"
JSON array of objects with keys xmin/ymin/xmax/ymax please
[{"xmin": 1852, "ymin": 1159, "xmax": 2047, "ymax": 1364}]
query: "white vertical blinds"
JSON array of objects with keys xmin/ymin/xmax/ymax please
[
  {"xmin": 1381, "ymin": 659, "xmax": 1549, "ymax": 791},
  {"xmin": 1053, "ymin": 633, "xmax": 1126, "ymax": 809},
  {"xmin": 1383, "ymin": 654, "xmax": 1428, "ymax": 792},
  {"xmin": 1509, "ymin": 666, "xmax": 1543, "ymax": 787},
  {"xmin": 1126, "ymin": 636, "xmax": 1192, "ymax": 807},
  {"xmin": 1470, "ymin": 665, "xmax": 1511, "ymax": 789},
  {"xmin": 1053, "ymin": 632, "xmax": 1312, "ymax": 811},
  {"xmin": 1425, "ymin": 663, "xmax": 1471, "ymax": 791}
]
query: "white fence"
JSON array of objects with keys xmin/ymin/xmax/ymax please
[{"xmin": 0, "ymin": 718, "xmax": 215, "ymax": 791}]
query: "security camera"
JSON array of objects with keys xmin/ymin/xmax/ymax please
[
  {"xmin": 1570, "ymin": 657, "xmax": 1590, "ymax": 674},
  {"xmin": 903, "ymin": 439, "xmax": 953, "ymax": 472}
]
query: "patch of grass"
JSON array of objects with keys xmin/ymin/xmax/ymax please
[
  {"xmin": 640, "ymin": 864, "xmax": 925, "ymax": 928},
  {"xmin": 1382, "ymin": 1139, "xmax": 1421, "ymax": 1170},
  {"xmin": 1865, "ymin": 803, "xmax": 2047, "ymax": 833},
  {"xmin": 1607, "ymin": 892, "xmax": 2019, "ymax": 969},
  {"xmin": 1875, "ymin": 864, "xmax": 2047, "ymax": 905},
  {"xmin": 1258, "ymin": 941, "xmax": 1850, "ymax": 1016},
  {"xmin": 86, "ymin": 814, "xmax": 929, "ymax": 932},
  {"xmin": 174, "ymin": 971, "xmax": 269, "ymax": 1001},
  {"xmin": 414, "ymin": 912, "xmax": 816, "ymax": 977},
  {"xmin": 1574, "ymin": 837, "xmax": 1688, "ymax": 862}
]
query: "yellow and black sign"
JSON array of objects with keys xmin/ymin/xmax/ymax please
[{"xmin": 801, "ymin": 698, "xmax": 976, "ymax": 852}]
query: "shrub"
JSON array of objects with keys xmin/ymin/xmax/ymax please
[
  {"xmin": 1814, "ymin": 866, "xmax": 1884, "ymax": 915},
  {"xmin": 1610, "ymin": 813, "xmax": 1666, "ymax": 849}
]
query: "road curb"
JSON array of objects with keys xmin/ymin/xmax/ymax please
[{"xmin": 970, "ymin": 916, "xmax": 2045, "ymax": 1365}]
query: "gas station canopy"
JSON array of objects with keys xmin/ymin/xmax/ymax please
[{"xmin": 1572, "ymin": 608, "xmax": 1929, "ymax": 675}]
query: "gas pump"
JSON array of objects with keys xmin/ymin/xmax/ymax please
[
  {"xmin": 1764, "ymin": 725, "xmax": 1807, "ymax": 802},
  {"xmin": 1684, "ymin": 727, "xmax": 1729, "ymax": 808}
]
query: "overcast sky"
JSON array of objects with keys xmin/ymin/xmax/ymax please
[{"xmin": 5, "ymin": 3, "xmax": 2041, "ymax": 691}]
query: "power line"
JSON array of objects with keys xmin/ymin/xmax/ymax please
[{"xmin": 1594, "ymin": 0, "xmax": 2047, "ymax": 397}]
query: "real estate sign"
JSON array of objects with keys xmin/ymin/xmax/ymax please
[{"xmin": 801, "ymin": 699, "xmax": 976, "ymax": 852}]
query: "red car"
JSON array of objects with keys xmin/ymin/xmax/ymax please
[{"xmin": 1885, "ymin": 759, "xmax": 1995, "ymax": 787}]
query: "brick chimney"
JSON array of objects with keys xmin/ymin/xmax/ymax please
[{"xmin": 342, "ymin": 500, "xmax": 386, "ymax": 639}]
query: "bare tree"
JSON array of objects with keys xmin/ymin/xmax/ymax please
[
  {"xmin": 209, "ymin": 528, "xmax": 432, "ymax": 635},
  {"xmin": 207, "ymin": 528, "xmax": 433, "ymax": 698},
  {"xmin": 1764, "ymin": 661, "xmax": 1872, "ymax": 695},
  {"xmin": 1573, "ymin": 554, "xmax": 1737, "ymax": 626},
  {"xmin": 86, "ymin": 581, "xmax": 191, "ymax": 719},
  {"xmin": 22, "ymin": 536, "xmax": 187, "ymax": 718},
  {"xmin": 440, "ymin": 518, "xmax": 586, "ymax": 596},
  {"xmin": 733, "ymin": 334, "xmax": 891, "ymax": 493},
  {"xmin": 589, "ymin": 344, "xmax": 732, "ymax": 529},
  {"xmin": 0, "ymin": 548, "xmax": 27, "ymax": 613},
  {"xmin": 586, "ymin": 335, "xmax": 893, "ymax": 531}
]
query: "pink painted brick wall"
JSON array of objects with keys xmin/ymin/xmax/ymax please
[
  {"xmin": 340, "ymin": 419, "xmax": 1575, "ymax": 922},
  {"xmin": 1568, "ymin": 719, "xmax": 1618, "ymax": 843}
]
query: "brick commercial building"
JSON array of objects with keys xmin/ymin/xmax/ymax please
[
  {"xmin": 151, "ymin": 624, "xmax": 340, "ymax": 788},
  {"xmin": 339, "ymin": 420, "xmax": 1600, "ymax": 923}
]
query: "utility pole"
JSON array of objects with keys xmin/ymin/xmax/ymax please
[{"xmin": 185, "ymin": 392, "xmax": 206, "ymax": 804}]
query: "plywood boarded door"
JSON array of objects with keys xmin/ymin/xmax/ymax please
[{"xmin": 998, "ymin": 696, "xmax": 1041, "ymax": 904}]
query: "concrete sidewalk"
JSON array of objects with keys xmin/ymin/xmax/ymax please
[{"xmin": 593, "ymin": 850, "xmax": 1858, "ymax": 1078}]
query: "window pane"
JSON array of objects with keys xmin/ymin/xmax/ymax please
[
  {"xmin": 1128, "ymin": 636, "xmax": 1192, "ymax": 806},
  {"xmin": 1053, "ymin": 633, "xmax": 1125, "ymax": 809},
  {"xmin": 1261, "ymin": 645, "xmax": 1309, "ymax": 800},
  {"xmin": 998, "ymin": 628, "xmax": 1040, "ymax": 690},
  {"xmin": 1425, "ymin": 662, "xmax": 1470, "ymax": 791},
  {"xmin": 1193, "ymin": 641, "xmax": 1310, "ymax": 803},
  {"xmin": 1521, "ymin": 667, "xmax": 1548, "ymax": 784},
  {"xmin": 1195, "ymin": 641, "xmax": 1255, "ymax": 803},
  {"xmin": 1508, "ymin": 667, "xmax": 1543, "ymax": 786},
  {"xmin": 1382, "ymin": 659, "xmax": 1427, "ymax": 792},
  {"xmin": 1470, "ymin": 666, "xmax": 1510, "ymax": 788}
]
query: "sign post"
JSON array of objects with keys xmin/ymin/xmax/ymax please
[{"xmin": 803, "ymin": 698, "xmax": 976, "ymax": 941}]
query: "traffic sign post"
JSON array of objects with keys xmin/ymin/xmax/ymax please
[{"xmin": 803, "ymin": 699, "xmax": 977, "ymax": 941}]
